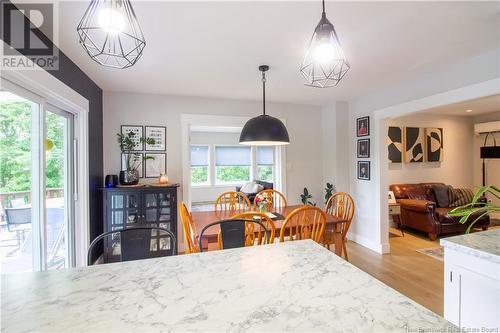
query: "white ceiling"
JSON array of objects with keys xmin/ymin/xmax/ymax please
[
  {"xmin": 53, "ymin": 1, "xmax": 499, "ymax": 106},
  {"xmin": 421, "ymin": 94, "xmax": 500, "ymax": 117}
]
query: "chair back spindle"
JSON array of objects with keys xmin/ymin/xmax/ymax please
[
  {"xmin": 279, "ymin": 206, "xmax": 326, "ymax": 243},
  {"xmin": 215, "ymin": 192, "xmax": 251, "ymax": 213}
]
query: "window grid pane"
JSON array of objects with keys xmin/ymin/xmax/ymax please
[
  {"xmin": 215, "ymin": 146, "xmax": 251, "ymax": 166},
  {"xmin": 191, "ymin": 146, "xmax": 208, "ymax": 166},
  {"xmin": 257, "ymin": 147, "xmax": 274, "ymax": 165}
]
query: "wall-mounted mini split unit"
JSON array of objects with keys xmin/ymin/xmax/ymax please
[{"xmin": 474, "ymin": 121, "xmax": 500, "ymax": 134}]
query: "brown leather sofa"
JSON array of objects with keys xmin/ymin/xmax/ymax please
[{"xmin": 389, "ymin": 183, "xmax": 489, "ymax": 240}]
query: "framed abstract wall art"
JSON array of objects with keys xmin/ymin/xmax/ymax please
[
  {"xmin": 387, "ymin": 126, "xmax": 402, "ymax": 163},
  {"xmin": 404, "ymin": 127, "xmax": 424, "ymax": 163},
  {"xmin": 425, "ymin": 127, "xmax": 443, "ymax": 162}
]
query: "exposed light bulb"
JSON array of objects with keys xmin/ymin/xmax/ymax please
[
  {"xmin": 98, "ymin": 8, "xmax": 125, "ymax": 34},
  {"xmin": 314, "ymin": 41, "xmax": 337, "ymax": 65},
  {"xmin": 466, "ymin": 109, "xmax": 473, "ymax": 113}
]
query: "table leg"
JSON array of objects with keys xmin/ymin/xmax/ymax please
[
  {"xmin": 333, "ymin": 224, "xmax": 343, "ymax": 257},
  {"xmin": 393, "ymin": 214, "xmax": 404, "ymax": 237}
]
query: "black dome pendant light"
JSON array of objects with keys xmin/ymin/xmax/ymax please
[{"xmin": 239, "ymin": 65, "xmax": 290, "ymax": 146}]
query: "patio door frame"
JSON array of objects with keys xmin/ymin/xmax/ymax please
[{"xmin": 1, "ymin": 72, "xmax": 89, "ymax": 269}]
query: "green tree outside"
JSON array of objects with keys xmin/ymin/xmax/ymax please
[{"xmin": 0, "ymin": 101, "xmax": 64, "ymax": 194}]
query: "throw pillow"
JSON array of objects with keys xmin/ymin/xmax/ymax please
[
  {"xmin": 256, "ymin": 184, "xmax": 264, "ymax": 192},
  {"xmin": 240, "ymin": 181, "xmax": 257, "ymax": 194},
  {"xmin": 432, "ymin": 184, "xmax": 452, "ymax": 208},
  {"xmin": 449, "ymin": 188, "xmax": 474, "ymax": 207},
  {"xmin": 407, "ymin": 192, "xmax": 428, "ymax": 201}
]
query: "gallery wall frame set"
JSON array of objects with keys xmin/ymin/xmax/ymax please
[
  {"xmin": 121, "ymin": 125, "xmax": 167, "ymax": 179},
  {"xmin": 356, "ymin": 115, "xmax": 371, "ymax": 181},
  {"xmin": 387, "ymin": 126, "xmax": 443, "ymax": 163}
]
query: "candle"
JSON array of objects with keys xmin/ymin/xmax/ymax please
[{"xmin": 159, "ymin": 173, "xmax": 168, "ymax": 184}]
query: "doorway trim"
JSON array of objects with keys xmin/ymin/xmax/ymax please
[
  {"xmin": 373, "ymin": 78, "xmax": 500, "ymax": 253},
  {"xmin": 2, "ymin": 63, "xmax": 90, "ymax": 267}
]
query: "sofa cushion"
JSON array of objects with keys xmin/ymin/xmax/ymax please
[
  {"xmin": 432, "ymin": 184, "xmax": 452, "ymax": 208},
  {"xmin": 240, "ymin": 182, "xmax": 259, "ymax": 194},
  {"xmin": 449, "ymin": 188, "xmax": 474, "ymax": 207}
]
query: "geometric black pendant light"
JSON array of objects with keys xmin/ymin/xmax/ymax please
[
  {"xmin": 300, "ymin": 0, "xmax": 350, "ymax": 88},
  {"xmin": 239, "ymin": 65, "xmax": 290, "ymax": 146},
  {"xmin": 77, "ymin": 0, "xmax": 146, "ymax": 69}
]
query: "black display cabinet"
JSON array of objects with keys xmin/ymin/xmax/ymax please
[{"xmin": 100, "ymin": 184, "xmax": 179, "ymax": 263}]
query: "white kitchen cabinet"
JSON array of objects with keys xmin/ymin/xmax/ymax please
[{"xmin": 442, "ymin": 230, "xmax": 500, "ymax": 331}]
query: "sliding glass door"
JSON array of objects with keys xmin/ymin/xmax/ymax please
[{"xmin": 0, "ymin": 87, "xmax": 75, "ymax": 273}]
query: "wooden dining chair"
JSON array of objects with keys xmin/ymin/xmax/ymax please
[
  {"xmin": 232, "ymin": 212, "xmax": 276, "ymax": 245},
  {"xmin": 199, "ymin": 219, "xmax": 270, "ymax": 252},
  {"xmin": 214, "ymin": 191, "xmax": 251, "ymax": 212},
  {"xmin": 179, "ymin": 202, "xmax": 200, "ymax": 254},
  {"xmin": 324, "ymin": 192, "xmax": 355, "ymax": 260},
  {"xmin": 253, "ymin": 189, "xmax": 288, "ymax": 211},
  {"xmin": 279, "ymin": 206, "xmax": 326, "ymax": 243}
]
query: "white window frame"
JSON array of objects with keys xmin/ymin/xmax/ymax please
[
  {"xmin": 181, "ymin": 114, "xmax": 287, "ymax": 210},
  {"xmin": 190, "ymin": 144, "xmax": 211, "ymax": 187},
  {"xmin": 2, "ymin": 52, "xmax": 90, "ymax": 268},
  {"xmin": 214, "ymin": 144, "xmax": 252, "ymax": 186}
]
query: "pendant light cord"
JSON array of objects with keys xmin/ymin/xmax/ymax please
[
  {"xmin": 262, "ymin": 71, "xmax": 266, "ymax": 116},
  {"xmin": 322, "ymin": 0, "xmax": 325, "ymax": 14}
]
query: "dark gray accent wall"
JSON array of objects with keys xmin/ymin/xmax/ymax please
[{"xmin": 1, "ymin": 0, "xmax": 104, "ymax": 244}]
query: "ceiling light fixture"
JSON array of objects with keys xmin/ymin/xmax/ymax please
[
  {"xmin": 300, "ymin": 0, "xmax": 350, "ymax": 88},
  {"xmin": 77, "ymin": 0, "xmax": 146, "ymax": 69},
  {"xmin": 466, "ymin": 109, "xmax": 473, "ymax": 113},
  {"xmin": 239, "ymin": 65, "xmax": 290, "ymax": 146}
]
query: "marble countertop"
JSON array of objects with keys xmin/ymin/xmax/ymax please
[
  {"xmin": 440, "ymin": 229, "xmax": 500, "ymax": 264},
  {"xmin": 2, "ymin": 240, "xmax": 452, "ymax": 332}
]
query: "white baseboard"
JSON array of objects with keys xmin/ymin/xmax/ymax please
[{"xmin": 347, "ymin": 232, "xmax": 391, "ymax": 254}]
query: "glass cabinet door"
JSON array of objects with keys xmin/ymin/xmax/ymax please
[
  {"xmin": 106, "ymin": 191, "xmax": 141, "ymax": 260},
  {"xmin": 143, "ymin": 190, "xmax": 174, "ymax": 253}
]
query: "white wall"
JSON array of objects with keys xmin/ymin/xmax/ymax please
[
  {"xmin": 321, "ymin": 102, "xmax": 350, "ymax": 196},
  {"xmin": 103, "ymin": 91, "xmax": 324, "ymax": 208},
  {"xmin": 387, "ymin": 113, "xmax": 474, "ymax": 188},
  {"xmin": 190, "ymin": 131, "xmax": 240, "ymax": 203}
]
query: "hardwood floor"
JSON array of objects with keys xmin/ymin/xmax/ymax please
[{"xmin": 341, "ymin": 227, "xmax": 444, "ymax": 315}]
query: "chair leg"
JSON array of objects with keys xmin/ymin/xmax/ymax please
[{"xmin": 342, "ymin": 241, "xmax": 348, "ymax": 261}]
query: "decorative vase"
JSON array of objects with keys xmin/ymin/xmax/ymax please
[{"xmin": 119, "ymin": 170, "xmax": 139, "ymax": 185}]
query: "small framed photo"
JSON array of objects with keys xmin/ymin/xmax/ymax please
[
  {"xmin": 357, "ymin": 161, "xmax": 370, "ymax": 181},
  {"xmin": 121, "ymin": 153, "xmax": 143, "ymax": 178},
  {"xmin": 388, "ymin": 191, "xmax": 397, "ymax": 204},
  {"xmin": 121, "ymin": 125, "xmax": 144, "ymax": 151},
  {"xmin": 144, "ymin": 153, "xmax": 166, "ymax": 178},
  {"xmin": 145, "ymin": 126, "xmax": 166, "ymax": 151},
  {"xmin": 356, "ymin": 116, "xmax": 370, "ymax": 137},
  {"xmin": 357, "ymin": 139, "xmax": 370, "ymax": 158}
]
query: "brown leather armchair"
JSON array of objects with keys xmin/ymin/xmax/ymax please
[{"xmin": 390, "ymin": 183, "xmax": 489, "ymax": 240}]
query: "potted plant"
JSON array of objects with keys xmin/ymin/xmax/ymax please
[
  {"xmin": 448, "ymin": 185, "xmax": 500, "ymax": 233},
  {"xmin": 300, "ymin": 187, "xmax": 316, "ymax": 206},
  {"xmin": 324, "ymin": 182, "xmax": 336, "ymax": 204},
  {"xmin": 117, "ymin": 132, "xmax": 155, "ymax": 185}
]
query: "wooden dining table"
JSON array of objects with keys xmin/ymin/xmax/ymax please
[{"xmin": 191, "ymin": 204, "xmax": 347, "ymax": 256}]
